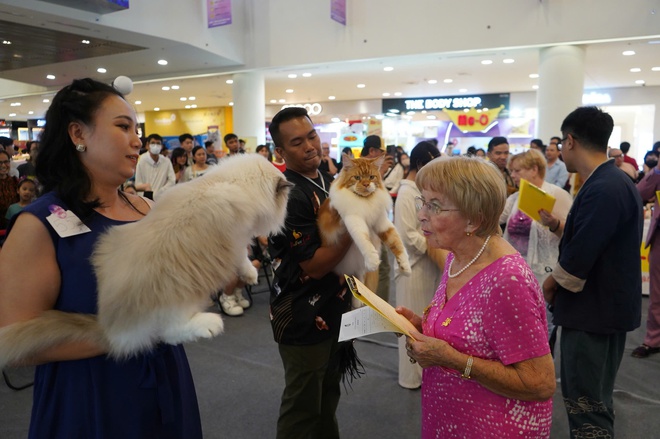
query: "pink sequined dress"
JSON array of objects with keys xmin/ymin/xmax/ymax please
[{"xmin": 421, "ymin": 253, "xmax": 552, "ymax": 438}]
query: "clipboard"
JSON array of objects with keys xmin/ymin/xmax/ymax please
[{"xmin": 517, "ymin": 179, "xmax": 556, "ymax": 222}]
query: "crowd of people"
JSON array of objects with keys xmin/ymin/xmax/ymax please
[{"xmin": 0, "ymin": 77, "xmax": 658, "ymax": 439}]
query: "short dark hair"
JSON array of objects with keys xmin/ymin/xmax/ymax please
[
  {"xmin": 204, "ymin": 140, "xmax": 214, "ymax": 148},
  {"xmin": 269, "ymin": 107, "xmax": 310, "ymax": 148},
  {"xmin": 410, "ymin": 141, "xmax": 441, "ymax": 170},
  {"xmin": 191, "ymin": 145, "xmax": 206, "ymax": 162},
  {"xmin": 146, "ymin": 133, "xmax": 163, "ymax": 143},
  {"xmin": 223, "ymin": 133, "xmax": 238, "ymax": 144},
  {"xmin": 37, "ymin": 78, "xmax": 124, "ymax": 221},
  {"xmin": 487, "ymin": 136, "xmax": 508, "ymax": 152},
  {"xmin": 179, "ymin": 133, "xmax": 193, "ymax": 143},
  {"xmin": 620, "ymin": 141, "xmax": 631, "ymax": 154},
  {"xmin": 560, "ymin": 106, "xmax": 613, "ymax": 152},
  {"xmin": 0, "ymin": 136, "xmax": 12, "ymax": 148}
]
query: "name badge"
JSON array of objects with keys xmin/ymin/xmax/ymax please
[{"xmin": 45, "ymin": 204, "xmax": 91, "ymax": 238}]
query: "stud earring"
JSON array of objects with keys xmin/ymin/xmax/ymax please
[
  {"xmin": 76, "ymin": 144, "xmax": 86, "ymax": 152},
  {"xmin": 466, "ymin": 231, "xmax": 472, "ymax": 236}
]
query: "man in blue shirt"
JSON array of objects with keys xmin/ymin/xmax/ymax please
[
  {"xmin": 544, "ymin": 142, "xmax": 569, "ymax": 188},
  {"xmin": 543, "ymin": 107, "xmax": 643, "ymax": 439}
]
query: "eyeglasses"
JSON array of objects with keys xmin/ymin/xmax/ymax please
[
  {"xmin": 0, "ymin": 160, "xmax": 10, "ymax": 165},
  {"xmin": 414, "ymin": 196, "xmax": 460, "ymax": 216},
  {"xmin": 610, "ymin": 154, "xmax": 623, "ymax": 159}
]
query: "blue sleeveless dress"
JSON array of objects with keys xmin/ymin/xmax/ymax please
[{"xmin": 9, "ymin": 192, "xmax": 203, "ymax": 439}]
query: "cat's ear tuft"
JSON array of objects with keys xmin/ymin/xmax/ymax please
[{"xmin": 341, "ymin": 153, "xmax": 355, "ymax": 170}]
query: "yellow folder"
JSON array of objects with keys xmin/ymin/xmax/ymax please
[{"xmin": 518, "ymin": 179, "xmax": 556, "ymax": 223}]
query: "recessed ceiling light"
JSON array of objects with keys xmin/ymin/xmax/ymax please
[
  {"xmin": 394, "ymin": 92, "xmax": 402, "ymax": 96},
  {"xmin": 443, "ymin": 79, "xmax": 453, "ymax": 83},
  {"xmin": 652, "ymin": 66, "xmax": 660, "ymax": 71},
  {"xmin": 302, "ymin": 72, "xmax": 312, "ymax": 77},
  {"xmin": 28, "ymin": 111, "xmax": 34, "ymax": 115},
  {"xmin": 278, "ymin": 99, "xmax": 286, "ymax": 103},
  {"xmin": 481, "ymin": 60, "xmax": 493, "ymax": 65},
  {"xmin": 226, "ymin": 79, "xmax": 233, "ymax": 84},
  {"xmin": 331, "ymin": 117, "xmax": 341, "ymax": 123},
  {"xmin": 97, "ymin": 68, "xmax": 106, "ymax": 73},
  {"xmin": 3, "ymin": 40, "xmax": 11, "ymax": 45},
  {"xmin": 135, "ymin": 100, "xmax": 142, "ymax": 105},
  {"xmin": 459, "ymin": 88, "xmax": 467, "ymax": 93},
  {"xmin": 9, "ymin": 113, "xmax": 16, "ymax": 117},
  {"xmin": 285, "ymin": 89, "xmax": 294, "ymax": 93},
  {"xmin": 191, "ymin": 104, "xmax": 197, "ymax": 108},
  {"xmin": 529, "ymin": 73, "xmax": 539, "ymax": 79},
  {"xmin": 427, "ymin": 79, "xmax": 437, "ymax": 84},
  {"xmin": 185, "ymin": 105, "xmax": 191, "ymax": 109},
  {"xmin": 171, "ymin": 85, "xmax": 180, "ymax": 90},
  {"xmin": 162, "ymin": 86, "xmax": 170, "ymax": 91},
  {"xmin": 270, "ymin": 99, "xmax": 277, "ymax": 103},
  {"xmin": 46, "ymin": 74, "xmax": 55, "ymax": 80},
  {"xmin": 622, "ymin": 50, "xmax": 636, "ymax": 56},
  {"xmin": 635, "ymin": 79, "xmax": 645, "ymax": 85},
  {"xmin": 503, "ymin": 59, "xmax": 515, "ymax": 64},
  {"xmin": 154, "ymin": 107, "xmax": 160, "ymax": 111},
  {"xmin": 427, "ymin": 115, "xmax": 437, "ymax": 120},
  {"xmin": 630, "ymin": 68, "xmax": 641, "ymax": 73},
  {"xmin": 288, "ymin": 74, "xmax": 297, "ymax": 79},
  {"xmin": 382, "ymin": 92, "xmax": 390, "ymax": 97},
  {"xmin": 157, "ymin": 59, "xmax": 168, "ymax": 66},
  {"xmin": 180, "ymin": 97, "xmax": 187, "ymax": 101},
  {"xmin": 407, "ymin": 111, "xmax": 415, "ymax": 115},
  {"xmin": 43, "ymin": 99, "xmax": 50, "ymax": 103},
  {"xmin": 229, "ymin": 102, "xmax": 234, "ymax": 106},
  {"xmin": 10, "ymin": 102, "xmax": 20, "ymax": 106},
  {"xmin": 421, "ymin": 110, "xmax": 427, "ymax": 114},
  {"xmin": 383, "ymin": 66, "xmax": 394, "ymax": 72},
  {"xmin": 188, "ymin": 96, "xmax": 195, "ymax": 100},
  {"xmin": 81, "ymin": 40, "xmax": 90, "ymax": 44},
  {"xmin": 388, "ymin": 109, "xmax": 400, "ymax": 113},
  {"xmin": 328, "ymin": 95, "xmax": 336, "ymax": 100},
  {"xmin": 532, "ymin": 85, "xmax": 539, "ymax": 90},
  {"xmin": 357, "ymin": 84, "xmax": 366, "ymax": 88}
]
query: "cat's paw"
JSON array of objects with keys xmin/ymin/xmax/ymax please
[
  {"xmin": 239, "ymin": 264, "xmax": 259, "ymax": 285},
  {"xmin": 188, "ymin": 312, "xmax": 224, "ymax": 339},
  {"xmin": 398, "ymin": 259, "xmax": 412, "ymax": 275},
  {"xmin": 364, "ymin": 251, "xmax": 381, "ymax": 272}
]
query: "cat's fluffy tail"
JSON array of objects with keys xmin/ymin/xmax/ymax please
[{"xmin": 0, "ymin": 310, "xmax": 105, "ymax": 369}]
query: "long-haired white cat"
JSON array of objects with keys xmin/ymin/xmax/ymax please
[
  {"xmin": 318, "ymin": 155, "xmax": 411, "ymax": 281},
  {"xmin": 0, "ymin": 154, "xmax": 292, "ymax": 366}
]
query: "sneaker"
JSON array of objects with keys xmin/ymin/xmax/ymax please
[
  {"xmin": 631, "ymin": 344, "xmax": 660, "ymax": 358},
  {"xmin": 219, "ymin": 293, "xmax": 243, "ymax": 316},
  {"xmin": 234, "ymin": 288, "xmax": 250, "ymax": 309}
]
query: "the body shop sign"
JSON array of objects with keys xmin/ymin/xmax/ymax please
[{"xmin": 383, "ymin": 93, "xmax": 509, "ymax": 117}]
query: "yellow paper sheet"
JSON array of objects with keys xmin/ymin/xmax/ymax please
[
  {"xmin": 656, "ymin": 190, "xmax": 660, "ymax": 201},
  {"xmin": 518, "ymin": 179, "xmax": 556, "ymax": 223},
  {"xmin": 344, "ymin": 275, "xmax": 417, "ymax": 340}
]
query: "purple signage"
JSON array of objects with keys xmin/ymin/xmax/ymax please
[
  {"xmin": 208, "ymin": 0, "xmax": 232, "ymax": 28},
  {"xmin": 331, "ymin": 0, "xmax": 346, "ymax": 25}
]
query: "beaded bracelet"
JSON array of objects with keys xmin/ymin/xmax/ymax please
[{"xmin": 461, "ymin": 355, "xmax": 473, "ymax": 379}]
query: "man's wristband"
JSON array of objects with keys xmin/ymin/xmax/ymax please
[{"xmin": 549, "ymin": 219, "xmax": 560, "ymax": 233}]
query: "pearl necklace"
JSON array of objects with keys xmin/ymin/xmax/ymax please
[{"xmin": 447, "ymin": 235, "xmax": 492, "ymax": 278}]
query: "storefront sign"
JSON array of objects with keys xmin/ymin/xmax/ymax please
[
  {"xmin": 208, "ymin": 0, "xmax": 232, "ymax": 28},
  {"xmin": 383, "ymin": 93, "xmax": 509, "ymax": 116},
  {"xmin": 331, "ymin": 0, "xmax": 347, "ymax": 25},
  {"xmin": 443, "ymin": 106, "xmax": 505, "ymax": 133},
  {"xmin": 281, "ymin": 103, "xmax": 323, "ymax": 116}
]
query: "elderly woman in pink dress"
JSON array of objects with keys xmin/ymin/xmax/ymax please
[{"xmin": 398, "ymin": 156, "xmax": 555, "ymax": 438}]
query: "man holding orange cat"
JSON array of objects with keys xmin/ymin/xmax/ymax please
[{"xmin": 268, "ymin": 107, "xmax": 353, "ymax": 439}]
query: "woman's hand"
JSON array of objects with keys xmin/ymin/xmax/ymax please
[
  {"xmin": 405, "ymin": 330, "xmax": 463, "ymax": 370},
  {"xmin": 395, "ymin": 306, "xmax": 423, "ymax": 333}
]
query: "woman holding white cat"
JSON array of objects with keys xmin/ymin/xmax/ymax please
[{"xmin": 0, "ymin": 79, "xmax": 202, "ymax": 438}]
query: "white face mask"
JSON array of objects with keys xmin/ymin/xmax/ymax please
[
  {"xmin": 401, "ymin": 158, "xmax": 410, "ymax": 167},
  {"xmin": 149, "ymin": 143, "xmax": 162, "ymax": 155}
]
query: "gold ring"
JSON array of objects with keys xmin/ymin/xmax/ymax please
[{"xmin": 409, "ymin": 357, "xmax": 416, "ymax": 364}]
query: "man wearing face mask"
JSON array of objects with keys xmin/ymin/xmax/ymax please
[{"xmin": 134, "ymin": 133, "xmax": 176, "ymax": 200}]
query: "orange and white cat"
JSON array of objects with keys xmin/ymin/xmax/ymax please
[{"xmin": 318, "ymin": 155, "xmax": 411, "ymax": 280}]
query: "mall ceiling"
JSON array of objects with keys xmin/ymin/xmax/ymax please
[{"xmin": 0, "ymin": 11, "xmax": 659, "ymax": 122}]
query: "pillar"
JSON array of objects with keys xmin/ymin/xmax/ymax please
[
  {"xmin": 536, "ymin": 45, "xmax": 585, "ymax": 142},
  {"xmin": 232, "ymin": 72, "xmax": 266, "ymax": 148}
]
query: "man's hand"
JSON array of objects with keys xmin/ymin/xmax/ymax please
[
  {"xmin": 379, "ymin": 155, "xmax": 395, "ymax": 178},
  {"xmin": 542, "ymin": 275, "xmax": 558, "ymax": 305}
]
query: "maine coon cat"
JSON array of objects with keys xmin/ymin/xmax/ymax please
[
  {"xmin": 0, "ymin": 154, "xmax": 292, "ymax": 366},
  {"xmin": 318, "ymin": 155, "xmax": 411, "ymax": 282}
]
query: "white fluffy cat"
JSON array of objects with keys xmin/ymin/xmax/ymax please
[
  {"xmin": 0, "ymin": 154, "xmax": 292, "ymax": 366},
  {"xmin": 318, "ymin": 155, "xmax": 411, "ymax": 280}
]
